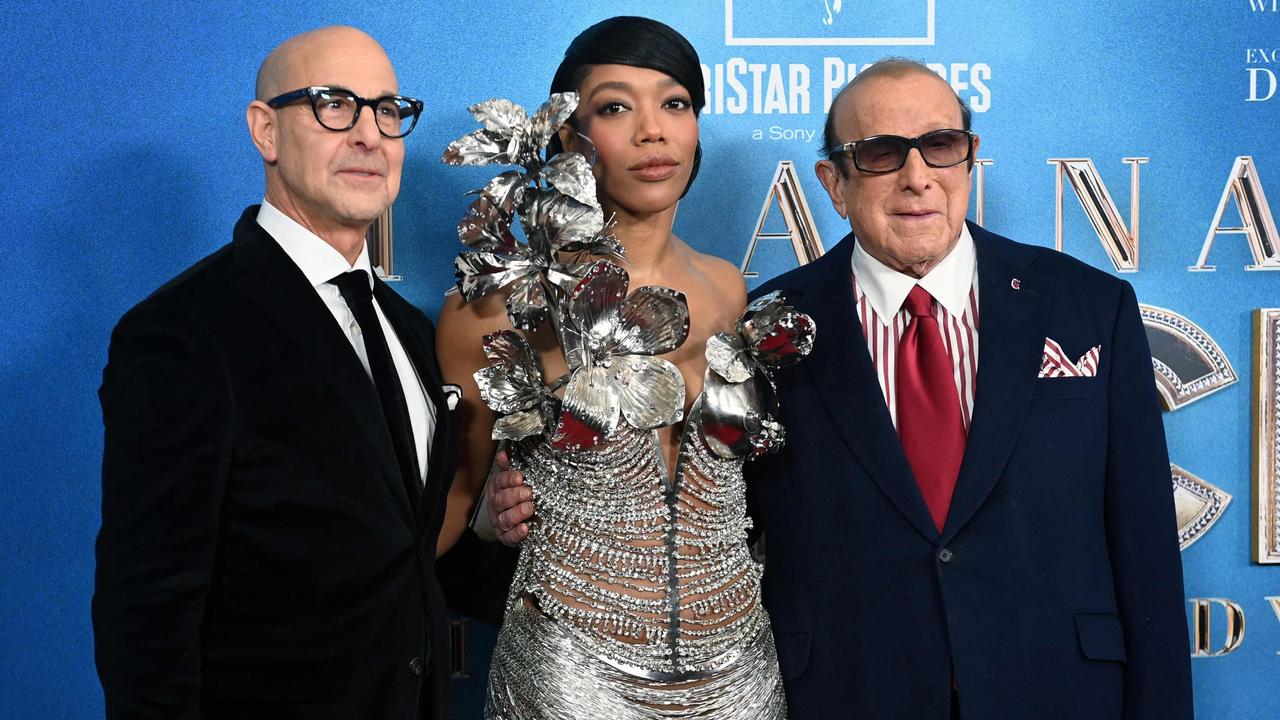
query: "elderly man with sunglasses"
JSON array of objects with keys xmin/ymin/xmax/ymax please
[
  {"xmin": 746, "ymin": 58, "xmax": 1194, "ymax": 719},
  {"xmin": 94, "ymin": 26, "xmax": 455, "ymax": 720}
]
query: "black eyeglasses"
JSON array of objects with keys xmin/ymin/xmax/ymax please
[
  {"xmin": 827, "ymin": 129, "xmax": 974, "ymax": 174},
  {"xmin": 267, "ymin": 86, "xmax": 423, "ymax": 139}
]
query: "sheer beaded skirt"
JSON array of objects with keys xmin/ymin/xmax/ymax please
[{"xmin": 484, "ymin": 415, "xmax": 787, "ymax": 718}]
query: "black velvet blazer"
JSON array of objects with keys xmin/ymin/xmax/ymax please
[{"xmin": 95, "ymin": 206, "xmax": 456, "ymax": 719}]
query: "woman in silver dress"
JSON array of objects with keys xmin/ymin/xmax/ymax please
[{"xmin": 436, "ymin": 16, "xmax": 812, "ymax": 719}]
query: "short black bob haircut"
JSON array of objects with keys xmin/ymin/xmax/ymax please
[{"xmin": 547, "ymin": 16, "xmax": 706, "ymax": 198}]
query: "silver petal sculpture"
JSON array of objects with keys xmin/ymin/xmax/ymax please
[
  {"xmin": 443, "ymin": 93, "xmax": 579, "ymax": 172},
  {"xmin": 441, "ymin": 127, "xmax": 513, "ymax": 167},
  {"xmin": 444, "ymin": 92, "xmax": 624, "ymax": 333},
  {"xmin": 554, "ymin": 365, "xmax": 620, "ymax": 450},
  {"xmin": 551, "ymin": 261, "xmax": 690, "ymax": 450},
  {"xmin": 457, "ymin": 194, "xmax": 515, "ymax": 251},
  {"xmin": 445, "ymin": 99, "xmax": 529, "ymax": 167},
  {"xmin": 699, "ymin": 292, "xmax": 815, "ymax": 459},
  {"xmin": 472, "ymin": 98, "xmax": 527, "ymax": 134},
  {"xmin": 518, "ymin": 189, "xmax": 601, "ymax": 253},
  {"xmin": 453, "ymin": 251, "xmax": 535, "ymax": 304},
  {"xmin": 520, "ymin": 183, "xmax": 620, "ymax": 260},
  {"xmin": 705, "ymin": 333, "xmax": 754, "ymax": 384},
  {"xmin": 701, "ymin": 372, "xmax": 783, "ymax": 458},
  {"xmin": 738, "ymin": 291, "xmax": 817, "ymax": 368},
  {"xmin": 481, "ymin": 171, "xmax": 530, "ymax": 214},
  {"xmin": 614, "ymin": 355, "xmax": 686, "ymax": 430},
  {"xmin": 505, "ymin": 277, "xmax": 550, "ymax": 332},
  {"xmin": 494, "ymin": 408, "xmax": 551, "ymax": 441},
  {"xmin": 614, "ymin": 286, "xmax": 690, "ymax": 357},
  {"xmin": 565, "ymin": 262, "xmax": 629, "ymax": 363},
  {"xmin": 540, "ymin": 152, "xmax": 598, "ymax": 208},
  {"xmin": 528, "ymin": 93, "xmax": 577, "ymax": 159},
  {"xmin": 473, "ymin": 330, "xmax": 559, "ymax": 441}
]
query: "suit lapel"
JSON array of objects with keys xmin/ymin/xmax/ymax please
[
  {"xmin": 797, "ymin": 235, "xmax": 940, "ymax": 542},
  {"xmin": 373, "ymin": 279, "xmax": 449, "ymax": 529},
  {"xmin": 941, "ymin": 223, "xmax": 1051, "ymax": 542},
  {"xmin": 231, "ymin": 210, "xmax": 415, "ymax": 528}
]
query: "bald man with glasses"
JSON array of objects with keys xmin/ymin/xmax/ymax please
[{"xmin": 94, "ymin": 26, "xmax": 455, "ymax": 719}]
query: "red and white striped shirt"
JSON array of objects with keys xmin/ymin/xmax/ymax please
[{"xmin": 850, "ymin": 225, "xmax": 980, "ymax": 430}]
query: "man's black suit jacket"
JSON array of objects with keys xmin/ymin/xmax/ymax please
[
  {"xmin": 94, "ymin": 206, "xmax": 456, "ymax": 719},
  {"xmin": 748, "ymin": 223, "xmax": 1193, "ymax": 720}
]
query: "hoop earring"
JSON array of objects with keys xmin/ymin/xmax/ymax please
[
  {"xmin": 573, "ymin": 130, "xmax": 597, "ymax": 167},
  {"xmin": 679, "ymin": 142, "xmax": 702, "ymax": 199}
]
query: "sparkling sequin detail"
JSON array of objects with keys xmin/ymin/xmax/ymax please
[
  {"xmin": 486, "ymin": 408, "xmax": 786, "ymax": 718},
  {"xmin": 486, "ymin": 601, "xmax": 786, "ymax": 719}
]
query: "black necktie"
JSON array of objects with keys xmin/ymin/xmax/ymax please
[{"xmin": 329, "ymin": 270, "xmax": 422, "ymax": 504}]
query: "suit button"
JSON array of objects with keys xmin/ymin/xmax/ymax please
[
  {"xmin": 409, "ymin": 656, "xmax": 425, "ymax": 676},
  {"xmin": 937, "ymin": 548, "xmax": 954, "ymax": 563}
]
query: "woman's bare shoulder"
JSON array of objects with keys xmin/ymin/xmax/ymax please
[
  {"xmin": 438, "ymin": 289, "xmax": 509, "ymax": 331},
  {"xmin": 686, "ymin": 246, "xmax": 748, "ymax": 312},
  {"xmin": 435, "ymin": 290, "xmax": 513, "ymax": 371}
]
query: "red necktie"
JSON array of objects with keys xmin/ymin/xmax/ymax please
[{"xmin": 895, "ymin": 285, "xmax": 965, "ymax": 531}]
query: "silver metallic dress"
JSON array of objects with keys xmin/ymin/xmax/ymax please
[
  {"xmin": 486, "ymin": 408, "xmax": 786, "ymax": 719},
  {"xmin": 442, "ymin": 92, "xmax": 814, "ymax": 719}
]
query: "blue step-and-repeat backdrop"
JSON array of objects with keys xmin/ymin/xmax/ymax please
[{"xmin": 2, "ymin": 2, "xmax": 1277, "ymax": 717}]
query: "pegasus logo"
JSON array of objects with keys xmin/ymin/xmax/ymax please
[
  {"xmin": 725, "ymin": 0, "xmax": 935, "ymax": 46},
  {"xmin": 822, "ymin": 0, "xmax": 843, "ymax": 25}
]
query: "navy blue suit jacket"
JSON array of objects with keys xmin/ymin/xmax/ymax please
[{"xmin": 748, "ymin": 223, "xmax": 1192, "ymax": 720}]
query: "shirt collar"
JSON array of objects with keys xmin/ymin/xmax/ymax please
[
  {"xmin": 256, "ymin": 200, "xmax": 373, "ymax": 289},
  {"xmin": 850, "ymin": 223, "xmax": 976, "ymax": 326}
]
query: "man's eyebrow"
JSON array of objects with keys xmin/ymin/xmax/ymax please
[{"xmin": 319, "ymin": 84, "xmax": 401, "ymax": 97}]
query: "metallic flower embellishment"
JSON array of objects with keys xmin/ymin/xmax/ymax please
[
  {"xmin": 473, "ymin": 330, "xmax": 559, "ymax": 441},
  {"xmin": 442, "ymin": 93, "xmax": 574, "ymax": 172},
  {"xmin": 453, "ymin": 188, "xmax": 622, "ymax": 330},
  {"xmin": 700, "ymin": 292, "xmax": 816, "ymax": 458},
  {"xmin": 551, "ymin": 261, "xmax": 691, "ymax": 451},
  {"xmin": 442, "ymin": 93, "xmax": 596, "ymax": 211},
  {"xmin": 444, "ymin": 92, "xmax": 622, "ymax": 331}
]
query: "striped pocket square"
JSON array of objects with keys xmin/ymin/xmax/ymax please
[{"xmin": 1039, "ymin": 338, "xmax": 1101, "ymax": 378}]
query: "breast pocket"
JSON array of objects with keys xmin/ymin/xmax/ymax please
[
  {"xmin": 1032, "ymin": 376, "xmax": 1105, "ymax": 400},
  {"xmin": 441, "ymin": 384, "xmax": 463, "ymax": 412}
]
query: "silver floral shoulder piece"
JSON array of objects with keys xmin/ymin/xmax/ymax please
[
  {"xmin": 700, "ymin": 292, "xmax": 816, "ymax": 459},
  {"xmin": 443, "ymin": 92, "xmax": 622, "ymax": 331},
  {"xmin": 473, "ymin": 330, "xmax": 559, "ymax": 442},
  {"xmin": 445, "ymin": 95, "xmax": 693, "ymax": 449}
]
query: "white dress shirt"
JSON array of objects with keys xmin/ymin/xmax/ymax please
[
  {"xmin": 850, "ymin": 224, "xmax": 980, "ymax": 430},
  {"xmin": 257, "ymin": 200, "xmax": 435, "ymax": 482}
]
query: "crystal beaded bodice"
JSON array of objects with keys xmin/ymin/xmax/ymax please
[{"xmin": 506, "ymin": 405, "xmax": 765, "ymax": 676}]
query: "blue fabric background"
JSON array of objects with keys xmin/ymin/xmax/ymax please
[{"xmin": 1, "ymin": 1, "xmax": 1276, "ymax": 717}]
